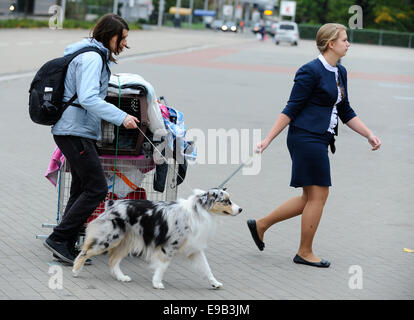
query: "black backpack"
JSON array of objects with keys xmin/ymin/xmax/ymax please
[{"xmin": 29, "ymin": 47, "xmax": 107, "ymax": 126}]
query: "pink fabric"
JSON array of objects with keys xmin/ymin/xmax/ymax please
[
  {"xmin": 99, "ymin": 154, "xmax": 147, "ymax": 160},
  {"xmin": 159, "ymin": 103, "xmax": 169, "ymax": 119},
  {"xmin": 45, "ymin": 148, "xmax": 155, "ymax": 187},
  {"xmin": 45, "ymin": 146, "xmax": 65, "ymax": 187},
  {"xmin": 100, "ymin": 154, "xmax": 154, "ymax": 173}
]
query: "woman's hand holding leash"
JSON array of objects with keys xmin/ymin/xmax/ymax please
[
  {"xmin": 255, "ymin": 113, "xmax": 291, "ymax": 154},
  {"xmin": 368, "ymin": 135, "xmax": 381, "ymax": 151},
  {"xmin": 255, "ymin": 139, "xmax": 270, "ymax": 154},
  {"xmin": 123, "ymin": 114, "xmax": 140, "ymax": 129}
]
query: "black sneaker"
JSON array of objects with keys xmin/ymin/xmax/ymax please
[
  {"xmin": 44, "ymin": 237, "xmax": 76, "ymax": 265},
  {"xmin": 52, "ymin": 253, "xmax": 92, "ymax": 265}
]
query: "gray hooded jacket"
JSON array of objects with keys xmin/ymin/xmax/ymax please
[{"xmin": 51, "ymin": 38, "xmax": 127, "ymax": 140}]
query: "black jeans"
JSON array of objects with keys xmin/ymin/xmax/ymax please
[{"xmin": 50, "ymin": 135, "xmax": 107, "ymax": 246}]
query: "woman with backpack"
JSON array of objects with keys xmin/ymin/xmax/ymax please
[
  {"xmin": 44, "ymin": 14, "xmax": 139, "ymax": 265},
  {"xmin": 247, "ymin": 23, "xmax": 381, "ymax": 267}
]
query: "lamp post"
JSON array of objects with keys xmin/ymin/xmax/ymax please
[
  {"xmin": 61, "ymin": 0, "xmax": 66, "ymax": 23},
  {"xmin": 113, "ymin": 0, "xmax": 119, "ymax": 14},
  {"xmin": 189, "ymin": 0, "xmax": 194, "ymax": 26},
  {"xmin": 158, "ymin": 0, "xmax": 165, "ymax": 27},
  {"xmin": 174, "ymin": 0, "xmax": 181, "ymax": 27}
]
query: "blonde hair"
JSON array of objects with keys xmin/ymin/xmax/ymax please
[{"xmin": 316, "ymin": 23, "xmax": 347, "ymax": 53}]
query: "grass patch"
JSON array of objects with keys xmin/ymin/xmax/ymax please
[
  {"xmin": 0, "ymin": 18, "xmax": 142, "ymax": 30},
  {"xmin": 163, "ymin": 20, "xmax": 206, "ymax": 30}
]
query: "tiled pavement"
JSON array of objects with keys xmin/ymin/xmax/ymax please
[{"xmin": 0, "ymin": 27, "xmax": 413, "ymax": 301}]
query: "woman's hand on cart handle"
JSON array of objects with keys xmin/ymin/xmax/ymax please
[{"xmin": 123, "ymin": 114, "xmax": 140, "ymax": 129}]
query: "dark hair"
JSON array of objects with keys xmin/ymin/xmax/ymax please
[{"xmin": 90, "ymin": 13, "xmax": 129, "ymax": 63}]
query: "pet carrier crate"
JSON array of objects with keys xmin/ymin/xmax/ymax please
[{"xmin": 97, "ymin": 85, "xmax": 150, "ymax": 156}]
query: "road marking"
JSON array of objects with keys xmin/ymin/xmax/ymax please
[
  {"xmin": 0, "ymin": 45, "xmax": 211, "ymax": 82},
  {"xmin": 39, "ymin": 40, "xmax": 54, "ymax": 45},
  {"xmin": 0, "ymin": 71, "xmax": 36, "ymax": 82},
  {"xmin": 379, "ymin": 83, "xmax": 411, "ymax": 89},
  {"xmin": 351, "ymin": 72, "xmax": 414, "ymax": 83},
  {"xmin": 17, "ymin": 41, "xmax": 34, "ymax": 46},
  {"xmin": 119, "ymin": 44, "xmax": 213, "ymax": 62},
  {"xmin": 394, "ymin": 96, "xmax": 414, "ymax": 101}
]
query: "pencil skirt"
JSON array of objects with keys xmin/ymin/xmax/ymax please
[{"xmin": 287, "ymin": 125, "xmax": 334, "ymax": 188}]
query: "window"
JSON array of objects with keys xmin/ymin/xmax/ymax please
[{"xmin": 279, "ymin": 25, "xmax": 295, "ymax": 30}]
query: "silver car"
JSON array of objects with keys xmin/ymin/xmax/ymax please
[
  {"xmin": 274, "ymin": 21, "xmax": 299, "ymax": 46},
  {"xmin": 221, "ymin": 21, "xmax": 238, "ymax": 32},
  {"xmin": 211, "ymin": 20, "xmax": 224, "ymax": 30}
]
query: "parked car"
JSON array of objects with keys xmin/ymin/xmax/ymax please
[
  {"xmin": 7, "ymin": 2, "xmax": 16, "ymax": 15},
  {"xmin": 268, "ymin": 22, "xmax": 278, "ymax": 36},
  {"xmin": 211, "ymin": 20, "xmax": 224, "ymax": 30},
  {"xmin": 221, "ymin": 21, "xmax": 238, "ymax": 32},
  {"xmin": 274, "ymin": 21, "xmax": 299, "ymax": 45}
]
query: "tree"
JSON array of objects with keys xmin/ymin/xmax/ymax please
[{"xmin": 294, "ymin": 0, "xmax": 414, "ymax": 32}]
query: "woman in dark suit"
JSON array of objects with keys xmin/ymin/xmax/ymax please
[{"xmin": 247, "ymin": 23, "xmax": 381, "ymax": 267}]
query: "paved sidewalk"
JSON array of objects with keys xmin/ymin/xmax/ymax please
[{"xmin": 0, "ymin": 27, "xmax": 413, "ymax": 301}]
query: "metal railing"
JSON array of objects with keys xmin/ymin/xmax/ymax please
[{"xmin": 298, "ymin": 24, "xmax": 414, "ymax": 49}]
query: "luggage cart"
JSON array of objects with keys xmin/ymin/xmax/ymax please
[
  {"xmin": 37, "ymin": 73, "xmax": 183, "ymax": 245},
  {"xmin": 37, "ymin": 152, "xmax": 179, "ymax": 243},
  {"xmin": 37, "ymin": 92, "xmax": 179, "ymax": 243}
]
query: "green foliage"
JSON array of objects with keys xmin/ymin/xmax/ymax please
[
  {"xmin": 295, "ymin": 0, "xmax": 414, "ymax": 32},
  {"xmin": 299, "ymin": 23, "xmax": 413, "ymax": 48},
  {"xmin": 0, "ymin": 19, "xmax": 51, "ymax": 28},
  {"xmin": 0, "ymin": 18, "xmax": 141, "ymax": 30},
  {"xmin": 164, "ymin": 20, "xmax": 205, "ymax": 29},
  {"xmin": 149, "ymin": 0, "xmax": 209, "ymax": 25}
]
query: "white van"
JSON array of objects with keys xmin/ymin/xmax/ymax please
[{"xmin": 274, "ymin": 21, "xmax": 299, "ymax": 46}]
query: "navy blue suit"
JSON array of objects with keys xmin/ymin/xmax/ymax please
[
  {"xmin": 282, "ymin": 59, "xmax": 356, "ymax": 134},
  {"xmin": 282, "ymin": 58, "xmax": 357, "ymax": 187}
]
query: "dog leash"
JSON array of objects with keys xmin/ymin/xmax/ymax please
[
  {"xmin": 133, "ymin": 111, "xmax": 195, "ymax": 195},
  {"xmin": 111, "ymin": 76, "xmax": 122, "ymax": 199},
  {"xmin": 216, "ymin": 151, "xmax": 260, "ymax": 189},
  {"xmin": 118, "ymin": 87, "xmax": 261, "ymax": 194},
  {"xmin": 111, "ymin": 77, "xmax": 193, "ymax": 195},
  {"xmin": 135, "ymin": 121, "xmax": 261, "ymax": 193}
]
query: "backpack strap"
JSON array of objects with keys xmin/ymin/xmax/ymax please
[{"xmin": 62, "ymin": 46, "xmax": 109, "ymax": 111}]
